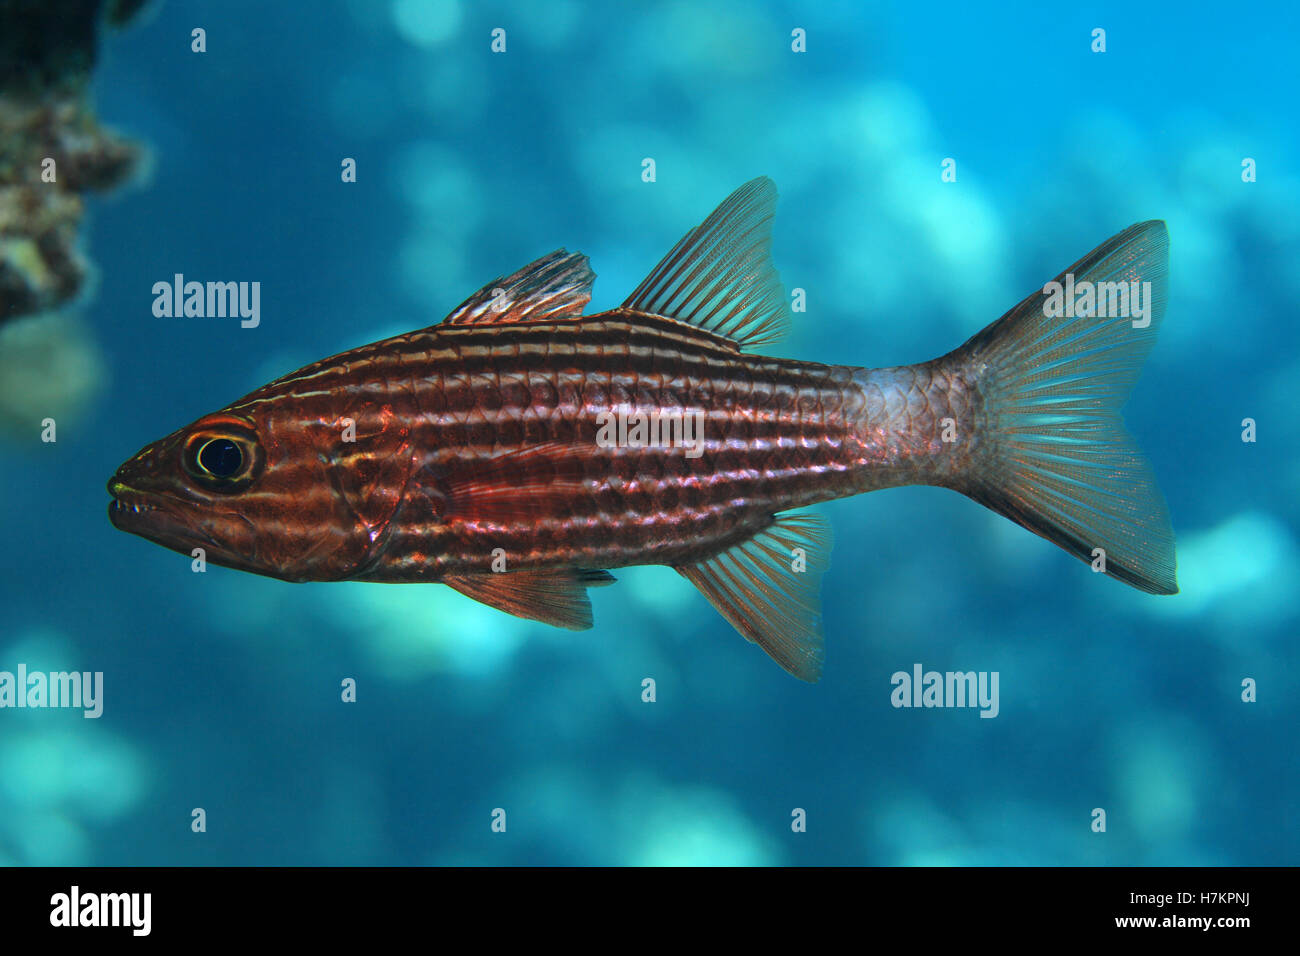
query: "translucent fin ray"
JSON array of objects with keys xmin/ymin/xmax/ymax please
[
  {"xmin": 442, "ymin": 249, "xmax": 593, "ymax": 326},
  {"xmin": 958, "ymin": 220, "xmax": 1177, "ymax": 595},
  {"xmin": 444, "ymin": 568, "xmax": 615, "ymax": 630},
  {"xmin": 676, "ymin": 512, "xmax": 832, "ymax": 682},
  {"xmin": 622, "ymin": 177, "xmax": 792, "ymax": 350},
  {"xmin": 439, "ymin": 441, "xmax": 588, "ymax": 526}
]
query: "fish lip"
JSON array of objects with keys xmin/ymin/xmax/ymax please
[
  {"xmin": 108, "ymin": 480, "xmax": 154, "ymax": 519},
  {"xmin": 107, "ymin": 478, "xmax": 173, "ymax": 528}
]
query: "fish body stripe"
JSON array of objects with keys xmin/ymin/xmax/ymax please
[{"xmin": 224, "ymin": 312, "xmax": 977, "ymax": 579}]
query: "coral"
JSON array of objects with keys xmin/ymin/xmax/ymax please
[{"xmin": 0, "ymin": 0, "xmax": 148, "ymax": 326}]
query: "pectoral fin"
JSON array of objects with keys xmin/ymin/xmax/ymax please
[
  {"xmin": 676, "ymin": 512, "xmax": 832, "ymax": 682},
  {"xmin": 433, "ymin": 441, "xmax": 590, "ymax": 527}
]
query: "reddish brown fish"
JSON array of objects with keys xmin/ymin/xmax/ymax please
[{"xmin": 109, "ymin": 178, "xmax": 1177, "ymax": 680}]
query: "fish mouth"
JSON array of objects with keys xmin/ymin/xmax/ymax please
[
  {"xmin": 107, "ymin": 476, "xmax": 235, "ymax": 561},
  {"xmin": 108, "ymin": 497, "xmax": 158, "ymax": 519},
  {"xmin": 107, "ymin": 478, "xmax": 166, "ymax": 528}
]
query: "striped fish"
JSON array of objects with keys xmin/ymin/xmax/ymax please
[{"xmin": 108, "ymin": 178, "xmax": 1177, "ymax": 680}]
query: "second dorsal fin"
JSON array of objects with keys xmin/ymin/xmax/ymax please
[
  {"xmin": 622, "ymin": 176, "xmax": 792, "ymax": 349},
  {"xmin": 442, "ymin": 249, "xmax": 594, "ymax": 326}
]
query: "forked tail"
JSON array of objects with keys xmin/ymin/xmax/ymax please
[{"xmin": 953, "ymin": 220, "xmax": 1177, "ymax": 594}]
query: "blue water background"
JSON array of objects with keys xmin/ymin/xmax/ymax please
[{"xmin": 1, "ymin": 0, "xmax": 1296, "ymax": 865}]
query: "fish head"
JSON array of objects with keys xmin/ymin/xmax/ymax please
[{"xmin": 108, "ymin": 404, "xmax": 406, "ymax": 581}]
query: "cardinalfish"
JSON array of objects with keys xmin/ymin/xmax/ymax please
[{"xmin": 109, "ymin": 178, "xmax": 1177, "ymax": 681}]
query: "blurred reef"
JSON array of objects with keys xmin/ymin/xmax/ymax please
[
  {"xmin": 0, "ymin": 0, "xmax": 149, "ymax": 438},
  {"xmin": 0, "ymin": 0, "xmax": 147, "ymax": 324}
]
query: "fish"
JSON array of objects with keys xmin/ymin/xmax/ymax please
[{"xmin": 108, "ymin": 177, "xmax": 1177, "ymax": 681}]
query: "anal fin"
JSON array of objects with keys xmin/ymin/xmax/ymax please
[
  {"xmin": 676, "ymin": 512, "xmax": 831, "ymax": 682},
  {"xmin": 444, "ymin": 568, "xmax": 615, "ymax": 630}
]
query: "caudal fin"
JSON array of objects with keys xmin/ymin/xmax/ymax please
[{"xmin": 955, "ymin": 220, "xmax": 1177, "ymax": 595}]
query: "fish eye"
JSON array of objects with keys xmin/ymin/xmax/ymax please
[
  {"xmin": 182, "ymin": 422, "xmax": 263, "ymax": 491},
  {"xmin": 197, "ymin": 438, "xmax": 243, "ymax": 478}
]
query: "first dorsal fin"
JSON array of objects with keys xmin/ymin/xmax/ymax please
[
  {"xmin": 442, "ymin": 249, "xmax": 594, "ymax": 326},
  {"xmin": 444, "ymin": 568, "xmax": 615, "ymax": 630},
  {"xmin": 622, "ymin": 176, "xmax": 792, "ymax": 349},
  {"xmin": 676, "ymin": 512, "xmax": 831, "ymax": 682}
]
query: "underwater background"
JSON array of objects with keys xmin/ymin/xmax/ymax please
[{"xmin": 1, "ymin": 0, "xmax": 1296, "ymax": 865}]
